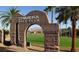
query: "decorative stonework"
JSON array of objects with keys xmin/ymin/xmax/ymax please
[{"xmin": 10, "ymin": 10, "xmax": 59, "ymax": 52}]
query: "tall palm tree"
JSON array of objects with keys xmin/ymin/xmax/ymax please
[
  {"xmin": 56, "ymin": 6, "xmax": 79, "ymax": 51},
  {"xmin": 44, "ymin": 6, "xmax": 55, "ymax": 23},
  {"xmin": 0, "ymin": 7, "xmax": 20, "ymax": 44},
  {"xmin": 0, "ymin": 7, "xmax": 20, "ymax": 29}
]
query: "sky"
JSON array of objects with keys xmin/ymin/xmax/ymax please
[
  {"xmin": 0, "ymin": 6, "xmax": 52, "ymax": 30},
  {"xmin": 0, "ymin": 6, "xmax": 79, "ymax": 30},
  {"xmin": 0, "ymin": 6, "xmax": 46, "ymax": 29}
]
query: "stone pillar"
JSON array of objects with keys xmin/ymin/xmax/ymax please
[
  {"xmin": 45, "ymin": 33, "xmax": 59, "ymax": 52},
  {"xmin": 44, "ymin": 24, "xmax": 59, "ymax": 52},
  {"xmin": 10, "ymin": 23, "xmax": 16, "ymax": 45},
  {"xmin": 0, "ymin": 30, "xmax": 2, "ymax": 43},
  {"xmin": 17, "ymin": 23, "xmax": 26, "ymax": 47},
  {"xmin": 1, "ymin": 29, "xmax": 5, "ymax": 44}
]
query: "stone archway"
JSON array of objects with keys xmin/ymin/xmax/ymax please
[
  {"xmin": 25, "ymin": 24, "xmax": 45, "ymax": 51},
  {"xmin": 10, "ymin": 10, "xmax": 59, "ymax": 52}
]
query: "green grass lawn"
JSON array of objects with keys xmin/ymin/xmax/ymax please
[
  {"xmin": 60, "ymin": 36, "xmax": 79, "ymax": 48},
  {"xmin": 27, "ymin": 33, "xmax": 79, "ymax": 48},
  {"xmin": 27, "ymin": 33, "xmax": 44, "ymax": 46}
]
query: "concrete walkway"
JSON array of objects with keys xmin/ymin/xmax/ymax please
[
  {"xmin": 1, "ymin": 43, "xmax": 79, "ymax": 52},
  {"xmin": 0, "ymin": 43, "xmax": 44, "ymax": 52}
]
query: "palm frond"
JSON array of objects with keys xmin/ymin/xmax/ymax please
[{"xmin": 0, "ymin": 7, "xmax": 20, "ymax": 29}]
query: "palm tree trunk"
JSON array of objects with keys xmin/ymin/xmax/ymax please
[
  {"xmin": 66, "ymin": 23, "xmax": 67, "ymax": 36},
  {"xmin": 71, "ymin": 17, "xmax": 76, "ymax": 52},
  {"xmin": 51, "ymin": 10, "xmax": 53, "ymax": 23}
]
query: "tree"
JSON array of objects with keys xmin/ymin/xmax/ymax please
[
  {"xmin": 56, "ymin": 6, "xmax": 79, "ymax": 51},
  {"xmin": 67, "ymin": 27, "xmax": 71, "ymax": 37},
  {"xmin": 44, "ymin": 6, "xmax": 55, "ymax": 23},
  {"xmin": 0, "ymin": 7, "xmax": 20, "ymax": 30}
]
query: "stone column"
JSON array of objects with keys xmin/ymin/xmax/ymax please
[
  {"xmin": 18, "ymin": 23, "xmax": 26, "ymax": 47},
  {"xmin": 10, "ymin": 23, "xmax": 17, "ymax": 45},
  {"xmin": 0, "ymin": 30, "xmax": 4, "ymax": 43},
  {"xmin": 45, "ymin": 33, "xmax": 59, "ymax": 52},
  {"xmin": 44, "ymin": 24, "xmax": 59, "ymax": 52},
  {"xmin": 0, "ymin": 30, "xmax": 2, "ymax": 43}
]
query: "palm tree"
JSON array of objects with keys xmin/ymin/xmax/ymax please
[
  {"xmin": 0, "ymin": 7, "xmax": 20, "ymax": 29},
  {"xmin": 44, "ymin": 6, "xmax": 55, "ymax": 23},
  {"xmin": 63, "ymin": 20, "xmax": 68, "ymax": 36},
  {"xmin": 0, "ymin": 7, "xmax": 20, "ymax": 45},
  {"xmin": 56, "ymin": 6, "xmax": 79, "ymax": 51}
]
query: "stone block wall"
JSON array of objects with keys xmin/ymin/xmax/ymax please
[{"xmin": 10, "ymin": 11, "xmax": 59, "ymax": 52}]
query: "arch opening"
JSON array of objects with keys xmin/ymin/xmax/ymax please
[{"xmin": 25, "ymin": 24, "xmax": 45, "ymax": 51}]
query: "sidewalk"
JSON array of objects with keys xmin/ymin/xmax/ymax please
[
  {"xmin": 0, "ymin": 43, "xmax": 30, "ymax": 52},
  {"xmin": 0, "ymin": 43, "xmax": 44, "ymax": 52}
]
